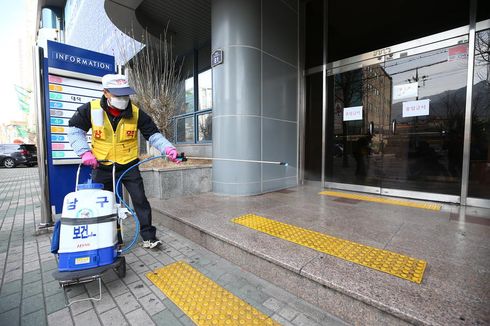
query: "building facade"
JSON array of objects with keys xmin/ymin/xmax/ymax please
[{"xmin": 37, "ymin": 0, "xmax": 490, "ymax": 206}]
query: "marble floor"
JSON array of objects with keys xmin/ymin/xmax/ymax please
[{"xmin": 150, "ymin": 184, "xmax": 490, "ymax": 325}]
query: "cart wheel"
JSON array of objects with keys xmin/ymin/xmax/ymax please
[{"xmin": 115, "ymin": 257, "xmax": 126, "ymax": 278}]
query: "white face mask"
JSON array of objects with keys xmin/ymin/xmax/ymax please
[{"xmin": 108, "ymin": 96, "xmax": 130, "ymax": 110}]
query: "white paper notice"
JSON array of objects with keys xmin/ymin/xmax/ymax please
[
  {"xmin": 343, "ymin": 106, "xmax": 363, "ymax": 121},
  {"xmin": 393, "ymin": 82, "xmax": 418, "ymax": 100},
  {"xmin": 402, "ymin": 99, "xmax": 430, "ymax": 118}
]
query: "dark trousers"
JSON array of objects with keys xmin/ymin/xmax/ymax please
[{"xmin": 93, "ymin": 167, "xmax": 156, "ymax": 241}]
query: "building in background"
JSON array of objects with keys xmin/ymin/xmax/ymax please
[
  {"xmin": 63, "ymin": 0, "xmax": 141, "ymax": 64},
  {"xmin": 37, "ymin": 0, "xmax": 141, "ymax": 63},
  {"xmin": 0, "ymin": 0, "xmax": 38, "ymax": 144}
]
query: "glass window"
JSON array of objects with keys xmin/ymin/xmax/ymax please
[
  {"xmin": 184, "ymin": 77, "xmax": 195, "ymax": 113},
  {"xmin": 174, "ymin": 49, "xmax": 213, "ymax": 144},
  {"xmin": 198, "ymin": 113, "xmax": 212, "ymax": 142},
  {"xmin": 198, "ymin": 69, "xmax": 212, "ymax": 110},
  {"xmin": 176, "ymin": 116, "xmax": 194, "ymax": 143}
]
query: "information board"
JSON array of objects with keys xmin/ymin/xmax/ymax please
[
  {"xmin": 43, "ymin": 40, "xmax": 115, "ymax": 214},
  {"xmin": 48, "ymin": 74, "xmax": 102, "ymax": 164}
]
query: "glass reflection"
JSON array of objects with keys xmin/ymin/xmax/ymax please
[
  {"xmin": 383, "ymin": 46, "xmax": 468, "ymax": 194},
  {"xmin": 198, "ymin": 69, "xmax": 213, "ymax": 111},
  {"xmin": 177, "ymin": 116, "xmax": 194, "ymax": 143},
  {"xmin": 326, "ymin": 43, "xmax": 469, "ymax": 195},
  {"xmin": 325, "ymin": 66, "xmax": 388, "ymax": 187},
  {"xmin": 198, "ymin": 113, "xmax": 212, "ymax": 142},
  {"xmin": 468, "ymin": 29, "xmax": 490, "ymax": 199},
  {"xmin": 184, "ymin": 77, "xmax": 194, "ymax": 113}
]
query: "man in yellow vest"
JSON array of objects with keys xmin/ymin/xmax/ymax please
[{"xmin": 67, "ymin": 74, "xmax": 179, "ymax": 249}]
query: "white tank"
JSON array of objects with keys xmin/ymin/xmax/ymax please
[{"xmin": 58, "ymin": 183, "xmax": 118, "ymax": 271}]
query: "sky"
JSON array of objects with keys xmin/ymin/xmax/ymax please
[{"xmin": 0, "ymin": 0, "xmax": 28, "ymax": 124}]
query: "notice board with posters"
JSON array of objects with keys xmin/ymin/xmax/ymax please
[{"xmin": 43, "ymin": 40, "xmax": 115, "ymax": 214}]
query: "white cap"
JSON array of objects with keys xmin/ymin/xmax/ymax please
[{"xmin": 101, "ymin": 74, "xmax": 136, "ymax": 96}]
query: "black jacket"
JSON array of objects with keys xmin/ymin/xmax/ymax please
[{"xmin": 69, "ymin": 96, "xmax": 160, "ymax": 170}]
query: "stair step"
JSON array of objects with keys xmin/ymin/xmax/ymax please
[{"xmin": 152, "ymin": 206, "xmax": 417, "ymax": 326}]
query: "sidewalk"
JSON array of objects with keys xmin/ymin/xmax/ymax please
[{"xmin": 0, "ymin": 167, "xmax": 347, "ymax": 326}]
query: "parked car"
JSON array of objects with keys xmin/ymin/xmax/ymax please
[{"xmin": 0, "ymin": 144, "xmax": 38, "ymax": 168}]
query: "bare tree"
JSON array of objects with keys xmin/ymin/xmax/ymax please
[
  {"xmin": 475, "ymin": 29, "xmax": 490, "ymax": 85},
  {"xmin": 116, "ymin": 27, "xmax": 184, "ymax": 139}
]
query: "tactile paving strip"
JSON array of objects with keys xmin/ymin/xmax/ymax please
[
  {"xmin": 319, "ymin": 190, "xmax": 442, "ymax": 211},
  {"xmin": 146, "ymin": 261, "xmax": 279, "ymax": 325},
  {"xmin": 232, "ymin": 214, "xmax": 427, "ymax": 284}
]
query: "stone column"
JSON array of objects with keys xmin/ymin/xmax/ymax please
[{"xmin": 212, "ymin": 0, "xmax": 298, "ymax": 195}]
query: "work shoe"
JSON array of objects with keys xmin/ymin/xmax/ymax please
[{"xmin": 142, "ymin": 239, "xmax": 162, "ymax": 249}]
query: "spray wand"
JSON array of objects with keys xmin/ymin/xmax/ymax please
[
  {"xmin": 116, "ymin": 153, "xmax": 288, "ymax": 254},
  {"xmin": 176, "ymin": 153, "xmax": 288, "ymax": 166}
]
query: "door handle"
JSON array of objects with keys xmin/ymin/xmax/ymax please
[
  {"xmin": 369, "ymin": 121, "xmax": 374, "ymax": 135},
  {"xmin": 392, "ymin": 119, "xmax": 397, "ymax": 135}
]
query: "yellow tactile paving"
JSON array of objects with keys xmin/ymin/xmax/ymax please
[
  {"xmin": 232, "ymin": 214, "xmax": 427, "ymax": 284},
  {"xmin": 146, "ymin": 261, "xmax": 279, "ymax": 326},
  {"xmin": 319, "ymin": 190, "xmax": 442, "ymax": 211}
]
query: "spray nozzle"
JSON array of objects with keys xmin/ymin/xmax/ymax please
[{"xmin": 177, "ymin": 152, "xmax": 188, "ymax": 162}]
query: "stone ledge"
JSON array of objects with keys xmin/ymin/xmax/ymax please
[
  {"xmin": 141, "ymin": 166, "xmax": 212, "ymax": 200},
  {"xmin": 140, "ymin": 164, "xmax": 212, "ymax": 172}
]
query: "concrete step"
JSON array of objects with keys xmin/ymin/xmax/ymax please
[{"xmin": 151, "ymin": 204, "xmax": 416, "ymax": 326}]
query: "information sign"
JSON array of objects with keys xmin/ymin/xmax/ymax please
[
  {"xmin": 211, "ymin": 49, "xmax": 223, "ymax": 67},
  {"xmin": 42, "ymin": 41, "xmax": 115, "ymax": 214},
  {"xmin": 48, "ymin": 74, "xmax": 101, "ymax": 164}
]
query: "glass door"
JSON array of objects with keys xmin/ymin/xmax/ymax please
[
  {"xmin": 324, "ymin": 38, "xmax": 470, "ymax": 200},
  {"xmin": 324, "ymin": 62, "xmax": 388, "ymax": 191},
  {"xmin": 381, "ymin": 44, "xmax": 469, "ymax": 197}
]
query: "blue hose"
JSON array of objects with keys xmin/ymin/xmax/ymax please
[{"xmin": 115, "ymin": 155, "xmax": 165, "ymax": 254}]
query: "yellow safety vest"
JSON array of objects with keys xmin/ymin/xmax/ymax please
[{"xmin": 90, "ymin": 100, "xmax": 139, "ymax": 165}]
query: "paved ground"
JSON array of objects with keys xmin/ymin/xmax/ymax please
[
  {"xmin": 149, "ymin": 182, "xmax": 490, "ymax": 325},
  {"xmin": 0, "ymin": 167, "xmax": 347, "ymax": 326}
]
